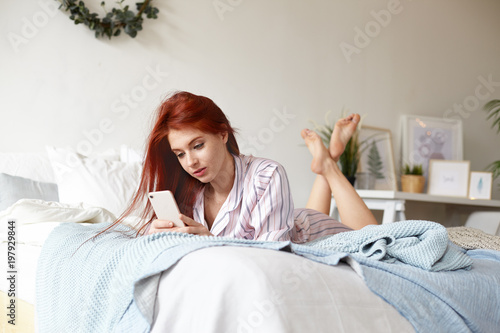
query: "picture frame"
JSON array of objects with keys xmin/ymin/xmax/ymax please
[
  {"xmin": 427, "ymin": 160, "xmax": 470, "ymax": 197},
  {"xmin": 401, "ymin": 115, "xmax": 463, "ymax": 177},
  {"xmin": 468, "ymin": 171, "xmax": 493, "ymax": 200},
  {"xmin": 357, "ymin": 125, "xmax": 398, "ymax": 191}
]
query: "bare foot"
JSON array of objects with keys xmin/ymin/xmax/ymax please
[
  {"xmin": 301, "ymin": 129, "xmax": 334, "ymax": 175},
  {"xmin": 329, "ymin": 114, "xmax": 360, "ymax": 161}
]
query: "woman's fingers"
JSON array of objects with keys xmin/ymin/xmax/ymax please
[
  {"xmin": 179, "ymin": 215, "xmax": 213, "ymax": 236},
  {"xmin": 179, "ymin": 214, "xmax": 200, "ymax": 226},
  {"xmin": 154, "ymin": 219, "xmax": 175, "ymax": 228},
  {"xmin": 148, "ymin": 216, "xmax": 213, "ymax": 237},
  {"xmin": 146, "ymin": 219, "xmax": 176, "ymax": 234}
]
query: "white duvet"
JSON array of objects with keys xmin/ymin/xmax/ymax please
[
  {"xmin": 152, "ymin": 246, "xmax": 414, "ymax": 333},
  {"xmin": 1, "ymin": 199, "xmax": 414, "ymax": 332}
]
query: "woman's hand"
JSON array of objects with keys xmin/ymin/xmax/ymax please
[{"xmin": 147, "ymin": 214, "xmax": 213, "ymax": 237}]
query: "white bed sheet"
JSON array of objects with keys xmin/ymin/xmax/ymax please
[{"xmin": 152, "ymin": 246, "xmax": 414, "ymax": 333}]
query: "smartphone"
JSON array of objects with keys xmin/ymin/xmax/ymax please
[{"xmin": 148, "ymin": 190, "xmax": 185, "ymax": 227}]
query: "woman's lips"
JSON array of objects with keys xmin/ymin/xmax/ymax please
[{"xmin": 193, "ymin": 167, "xmax": 207, "ymax": 177}]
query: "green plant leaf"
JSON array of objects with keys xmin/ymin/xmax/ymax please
[
  {"xmin": 486, "ymin": 160, "xmax": 500, "ymax": 180},
  {"xmin": 484, "ymin": 99, "xmax": 500, "ymax": 134},
  {"xmin": 402, "ymin": 163, "xmax": 423, "ymax": 175},
  {"xmin": 57, "ymin": 0, "xmax": 158, "ymax": 39}
]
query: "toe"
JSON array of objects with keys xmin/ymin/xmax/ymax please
[
  {"xmin": 351, "ymin": 113, "xmax": 360, "ymax": 124},
  {"xmin": 301, "ymin": 129, "xmax": 310, "ymax": 139}
]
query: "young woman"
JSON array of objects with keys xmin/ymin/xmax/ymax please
[{"xmin": 118, "ymin": 91, "xmax": 377, "ymax": 243}]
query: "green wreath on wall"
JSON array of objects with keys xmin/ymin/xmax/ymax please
[{"xmin": 57, "ymin": 0, "xmax": 159, "ymax": 39}]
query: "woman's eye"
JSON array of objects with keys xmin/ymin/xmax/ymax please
[
  {"xmin": 177, "ymin": 152, "xmax": 185, "ymax": 158},
  {"xmin": 194, "ymin": 143, "xmax": 204, "ymax": 150}
]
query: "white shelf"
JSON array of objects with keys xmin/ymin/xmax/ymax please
[
  {"xmin": 331, "ymin": 190, "xmax": 500, "ymax": 224},
  {"xmin": 356, "ymin": 190, "xmax": 500, "ymax": 208}
]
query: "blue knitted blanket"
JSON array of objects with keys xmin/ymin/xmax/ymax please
[
  {"xmin": 36, "ymin": 220, "xmax": 500, "ymax": 333},
  {"xmin": 306, "ymin": 220, "xmax": 472, "ymax": 271}
]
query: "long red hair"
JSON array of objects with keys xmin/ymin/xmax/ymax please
[{"xmin": 114, "ymin": 91, "xmax": 239, "ymax": 235}]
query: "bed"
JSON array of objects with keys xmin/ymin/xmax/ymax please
[{"xmin": 1, "ymin": 147, "xmax": 499, "ymax": 333}]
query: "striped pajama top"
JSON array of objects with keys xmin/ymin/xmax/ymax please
[{"xmin": 192, "ymin": 154, "xmax": 352, "ymax": 243}]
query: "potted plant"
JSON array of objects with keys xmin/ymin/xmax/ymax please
[
  {"xmin": 337, "ymin": 133, "xmax": 360, "ymax": 185},
  {"xmin": 401, "ymin": 164, "xmax": 425, "ymax": 193},
  {"xmin": 483, "ymin": 100, "xmax": 500, "ymax": 184}
]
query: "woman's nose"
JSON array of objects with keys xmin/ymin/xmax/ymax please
[{"xmin": 186, "ymin": 153, "xmax": 198, "ymax": 167}]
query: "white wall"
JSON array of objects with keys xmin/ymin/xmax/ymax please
[{"xmin": 2, "ymin": 0, "xmax": 500, "ymax": 210}]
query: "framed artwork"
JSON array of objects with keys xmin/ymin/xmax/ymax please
[
  {"xmin": 401, "ymin": 115, "xmax": 463, "ymax": 177},
  {"xmin": 357, "ymin": 126, "xmax": 397, "ymax": 191},
  {"xmin": 468, "ymin": 172, "xmax": 493, "ymax": 200},
  {"xmin": 427, "ymin": 160, "xmax": 470, "ymax": 197}
]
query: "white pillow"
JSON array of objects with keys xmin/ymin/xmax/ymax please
[
  {"xmin": 0, "ymin": 149, "xmax": 121, "ymax": 184},
  {"xmin": 120, "ymin": 144, "xmax": 144, "ymax": 163},
  {"xmin": 46, "ymin": 146, "xmax": 142, "ymax": 217},
  {"xmin": 0, "ymin": 173, "xmax": 59, "ymax": 211},
  {"xmin": 0, "ymin": 199, "xmax": 117, "ymax": 246},
  {"xmin": 0, "ymin": 199, "xmax": 116, "ymax": 225},
  {"xmin": 0, "ymin": 152, "xmax": 56, "ymax": 183}
]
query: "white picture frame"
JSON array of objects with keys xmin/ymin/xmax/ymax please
[
  {"xmin": 357, "ymin": 126, "xmax": 397, "ymax": 191},
  {"xmin": 468, "ymin": 172, "xmax": 493, "ymax": 200},
  {"xmin": 401, "ymin": 115, "xmax": 463, "ymax": 177},
  {"xmin": 427, "ymin": 160, "xmax": 470, "ymax": 197}
]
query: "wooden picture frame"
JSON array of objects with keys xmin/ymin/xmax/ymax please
[
  {"xmin": 468, "ymin": 171, "xmax": 493, "ymax": 200},
  {"xmin": 427, "ymin": 160, "xmax": 470, "ymax": 197},
  {"xmin": 401, "ymin": 115, "xmax": 463, "ymax": 177},
  {"xmin": 357, "ymin": 126, "xmax": 397, "ymax": 191}
]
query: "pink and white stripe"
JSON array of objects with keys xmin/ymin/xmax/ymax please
[{"xmin": 193, "ymin": 154, "xmax": 352, "ymax": 243}]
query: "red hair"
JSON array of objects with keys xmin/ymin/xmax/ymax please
[{"xmin": 115, "ymin": 91, "xmax": 239, "ymax": 235}]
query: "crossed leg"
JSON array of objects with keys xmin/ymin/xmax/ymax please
[
  {"xmin": 303, "ymin": 114, "xmax": 377, "ymax": 230},
  {"xmin": 305, "ymin": 114, "xmax": 360, "ymax": 215}
]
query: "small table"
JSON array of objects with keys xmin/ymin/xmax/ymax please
[{"xmin": 330, "ymin": 190, "xmax": 500, "ymax": 224}]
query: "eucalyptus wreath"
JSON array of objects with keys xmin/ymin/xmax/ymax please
[{"xmin": 57, "ymin": 0, "xmax": 159, "ymax": 39}]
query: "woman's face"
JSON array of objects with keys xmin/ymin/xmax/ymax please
[{"xmin": 168, "ymin": 127, "xmax": 230, "ymax": 184}]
